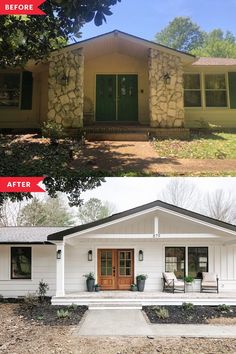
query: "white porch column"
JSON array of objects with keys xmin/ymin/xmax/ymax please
[{"xmin": 56, "ymin": 242, "xmax": 65, "ymax": 297}]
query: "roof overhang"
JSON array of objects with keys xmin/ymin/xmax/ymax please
[
  {"xmin": 53, "ymin": 30, "xmax": 196, "ymax": 65},
  {"xmin": 48, "ymin": 200, "xmax": 236, "ymax": 243}
]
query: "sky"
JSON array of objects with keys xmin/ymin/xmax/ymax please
[
  {"xmin": 78, "ymin": 177, "xmax": 236, "ymax": 213},
  {"xmin": 80, "ymin": 0, "xmax": 236, "ymax": 42}
]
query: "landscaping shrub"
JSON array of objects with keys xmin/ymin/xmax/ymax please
[
  {"xmin": 182, "ymin": 302, "xmax": 194, "ymax": 311},
  {"xmin": 38, "ymin": 280, "xmax": 49, "ymax": 302},
  {"xmin": 154, "ymin": 306, "xmax": 169, "ymax": 319},
  {"xmin": 24, "ymin": 293, "xmax": 39, "ymax": 308},
  {"xmin": 218, "ymin": 304, "xmax": 231, "ymax": 313},
  {"xmin": 42, "ymin": 121, "xmax": 65, "ymax": 144},
  {"xmin": 57, "ymin": 309, "xmax": 70, "ymax": 319}
]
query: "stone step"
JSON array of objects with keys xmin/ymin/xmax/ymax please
[{"xmin": 85, "ymin": 132, "xmax": 149, "ymax": 142}]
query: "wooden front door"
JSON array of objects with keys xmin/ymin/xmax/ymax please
[
  {"xmin": 97, "ymin": 249, "xmax": 134, "ymax": 290},
  {"xmin": 96, "ymin": 75, "xmax": 138, "ymax": 122}
]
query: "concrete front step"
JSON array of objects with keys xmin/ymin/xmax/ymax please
[{"xmin": 89, "ymin": 302, "xmax": 142, "ymax": 310}]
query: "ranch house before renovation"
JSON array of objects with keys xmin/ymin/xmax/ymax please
[{"xmin": 1, "ymin": 30, "xmax": 236, "ymax": 139}]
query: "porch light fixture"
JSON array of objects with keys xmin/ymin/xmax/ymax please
[
  {"xmin": 161, "ymin": 73, "xmax": 171, "ymax": 85},
  {"xmin": 88, "ymin": 250, "xmax": 93, "ymax": 261},
  {"xmin": 139, "ymin": 250, "xmax": 144, "ymax": 262},
  {"xmin": 57, "ymin": 250, "xmax": 62, "ymax": 260}
]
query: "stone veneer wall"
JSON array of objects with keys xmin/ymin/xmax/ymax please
[
  {"xmin": 47, "ymin": 49, "xmax": 84, "ymax": 128},
  {"xmin": 149, "ymin": 49, "xmax": 184, "ymax": 128}
]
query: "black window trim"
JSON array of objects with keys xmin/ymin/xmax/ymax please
[
  {"xmin": 0, "ymin": 71, "xmax": 22, "ymax": 110},
  {"xmin": 10, "ymin": 246, "xmax": 32, "ymax": 280},
  {"xmin": 165, "ymin": 246, "xmax": 209, "ymax": 280}
]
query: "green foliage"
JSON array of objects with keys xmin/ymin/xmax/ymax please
[
  {"xmin": 155, "ymin": 17, "xmax": 204, "ymax": 52},
  {"xmin": 42, "ymin": 122, "xmax": 65, "ymax": 144},
  {"xmin": 57, "ymin": 309, "xmax": 70, "ymax": 319},
  {"xmin": 192, "ymin": 29, "xmax": 236, "ymax": 58},
  {"xmin": 184, "ymin": 276, "xmax": 194, "ymax": 283},
  {"xmin": 154, "ymin": 307, "xmax": 169, "ymax": 319},
  {"xmin": 77, "ymin": 198, "xmax": 116, "ymax": 224},
  {"xmin": 156, "ymin": 17, "xmax": 236, "ymax": 58},
  {"xmin": 218, "ymin": 304, "xmax": 231, "ymax": 312},
  {"xmin": 0, "ymin": 1, "xmax": 122, "ymax": 67},
  {"xmin": 182, "ymin": 302, "xmax": 194, "ymax": 311},
  {"xmin": 84, "ymin": 272, "xmax": 95, "ymax": 280},
  {"xmin": 136, "ymin": 274, "xmax": 148, "ymax": 280},
  {"xmin": 37, "ymin": 315, "xmax": 44, "ymax": 321},
  {"xmin": 17, "ymin": 197, "xmax": 74, "ymax": 226},
  {"xmin": 68, "ymin": 303, "xmax": 78, "ymax": 311},
  {"xmin": 37, "ymin": 280, "xmax": 49, "ymax": 301},
  {"xmin": 24, "ymin": 293, "xmax": 39, "ymax": 308}
]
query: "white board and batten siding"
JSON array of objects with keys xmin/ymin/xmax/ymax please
[
  {"xmin": 0, "ymin": 245, "xmax": 56, "ymax": 297},
  {"xmin": 64, "ymin": 239, "xmax": 236, "ymax": 294}
]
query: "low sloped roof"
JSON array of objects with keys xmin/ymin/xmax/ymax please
[
  {"xmin": 193, "ymin": 57, "xmax": 236, "ymax": 66},
  {"xmin": 0, "ymin": 227, "xmax": 69, "ymax": 244}
]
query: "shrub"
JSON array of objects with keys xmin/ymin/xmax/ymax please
[
  {"xmin": 0, "ymin": 295, "xmax": 4, "ymax": 303},
  {"xmin": 42, "ymin": 121, "xmax": 65, "ymax": 143},
  {"xmin": 37, "ymin": 280, "xmax": 49, "ymax": 302},
  {"xmin": 184, "ymin": 276, "xmax": 194, "ymax": 283},
  {"xmin": 68, "ymin": 303, "xmax": 77, "ymax": 311},
  {"xmin": 83, "ymin": 272, "xmax": 95, "ymax": 280},
  {"xmin": 136, "ymin": 274, "xmax": 148, "ymax": 281},
  {"xmin": 218, "ymin": 304, "xmax": 231, "ymax": 313},
  {"xmin": 24, "ymin": 293, "xmax": 39, "ymax": 308},
  {"xmin": 182, "ymin": 302, "xmax": 194, "ymax": 311},
  {"xmin": 37, "ymin": 315, "xmax": 44, "ymax": 321},
  {"xmin": 57, "ymin": 309, "xmax": 70, "ymax": 319},
  {"xmin": 154, "ymin": 306, "xmax": 169, "ymax": 319}
]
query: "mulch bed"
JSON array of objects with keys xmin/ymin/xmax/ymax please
[
  {"xmin": 15, "ymin": 301, "xmax": 88, "ymax": 326},
  {"xmin": 143, "ymin": 305, "xmax": 236, "ymax": 324}
]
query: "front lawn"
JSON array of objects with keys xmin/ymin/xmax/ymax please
[
  {"xmin": 144, "ymin": 303, "xmax": 236, "ymax": 324},
  {"xmin": 154, "ymin": 130, "xmax": 236, "ymax": 159}
]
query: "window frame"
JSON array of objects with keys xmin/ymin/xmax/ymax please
[
  {"xmin": 188, "ymin": 247, "xmax": 208, "ymax": 279},
  {"xmin": 165, "ymin": 247, "xmax": 186, "ymax": 279},
  {"xmin": 184, "ymin": 73, "xmax": 202, "ymax": 109},
  {"xmin": 10, "ymin": 246, "xmax": 32, "ymax": 280},
  {"xmin": 0, "ymin": 71, "xmax": 22, "ymax": 109},
  {"xmin": 164, "ymin": 246, "xmax": 209, "ymax": 280},
  {"xmin": 204, "ymin": 73, "xmax": 229, "ymax": 109}
]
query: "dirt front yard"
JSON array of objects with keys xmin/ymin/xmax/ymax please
[
  {"xmin": 2, "ymin": 133, "xmax": 236, "ymax": 176},
  {"xmin": 1, "ymin": 303, "xmax": 236, "ymax": 354}
]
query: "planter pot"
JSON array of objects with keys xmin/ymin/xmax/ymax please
[
  {"xmin": 130, "ymin": 286, "xmax": 138, "ymax": 291},
  {"xmin": 86, "ymin": 279, "xmax": 95, "ymax": 292},
  {"xmin": 185, "ymin": 282, "xmax": 193, "ymax": 293},
  {"xmin": 137, "ymin": 279, "xmax": 146, "ymax": 292}
]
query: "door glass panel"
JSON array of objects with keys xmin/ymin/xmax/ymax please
[
  {"xmin": 121, "ymin": 77, "xmax": 127, "ymax": 96},
  {"xmin": 100, "ymin": 251, "xmax": 113, "ymax": 276},
  {"xmin": 119, "ymin": 251, "xmax": 132, "ymax": 277}
]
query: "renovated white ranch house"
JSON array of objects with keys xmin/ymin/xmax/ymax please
[{"xmin": 1, "ymin": 200, "xmax": 236, "ymax": 306}]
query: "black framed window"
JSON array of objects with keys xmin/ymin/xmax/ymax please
[
  {"xmin": 165, "ymin": 247, "xmax": 185, "ymax": 279},
  {"xmin": 188, "ymin": 247, "xmax": 208, "ymax": 279},
  {"xmin": 184, "ymin": 74, "xmax": 202, "ymax": 107},
  {"xmin": 11, "ymin": 247, "xmax": 32, "ymax": 279},
  {"xmin": 0, "ymin": 73, "xmax": 21, "ymax": 107}
]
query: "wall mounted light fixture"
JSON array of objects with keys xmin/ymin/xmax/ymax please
[
  {"xmin": 161, "ymin": 72, "xmax": 171, "ymax": 85},
  {"xmin": 57, "ymin": 250, "xmax": 62, "ymax": 260},
  {"xmin": 88, "ymin": 250, "xmax": 93, "ymax": 261},
  {"xmin": 139, "ymin": 250, "xmax": 144, "ymax": 262}
]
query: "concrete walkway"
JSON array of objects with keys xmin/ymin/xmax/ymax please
[{"xmin": 76, "ymin": 310, "xmax": 236, "ymax": 338}]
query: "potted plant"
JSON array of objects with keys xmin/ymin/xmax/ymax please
[
  {"xmin": 184, "ymin": 276, "xmax": 194, "ymax": 292},
  {"xmin": 130, "ymin": 284, "xmax": 138, "ymax": 291},
  {"xmin": 84, "ymin": 272, "xmax": 95, "ymax": 292},
  {"xmin": 136, "ymin": 274, "xmax": 148, "ymax": 292},
  {"xmin": 94, "ymin": 284, "xmax": 101, "ymax": 292}
]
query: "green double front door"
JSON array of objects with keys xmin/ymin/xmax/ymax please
[{"xmin": 96, "ymin": 74, "xmax": 138, "ymax": 122}]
